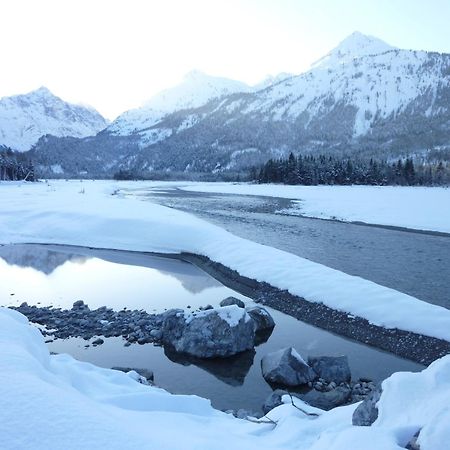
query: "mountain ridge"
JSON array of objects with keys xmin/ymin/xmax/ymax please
[
  {"xmin": 0, "ymin": 87, "xmax": 108, "ymax": 152},
  {"xmin": 26, "ymin": 32, "xmax": 450, "ymax": 176}
]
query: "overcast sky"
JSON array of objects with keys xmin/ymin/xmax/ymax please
[{"xmin": 1, "ymin": 0, "xmax": 449, "ymax": 119}]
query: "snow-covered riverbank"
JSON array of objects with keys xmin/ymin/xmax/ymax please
[
  {"xmin": 1, "ymin": 180, "xmax": 449, "ymax": 342},
  {"xmin": 1, "ymin": 306, "xmax": 449, "ymax": 449},
  {"xmin": 180, "ymin": 183, "xmax": 450, "ymax": 234}
]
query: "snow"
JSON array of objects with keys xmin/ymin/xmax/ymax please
[
  {"xmin": 180, "ymin": 183, "xmax": 450, "ymax": 234},
  {"xmin": 107, "ymin": 71, "xmax": 251, "ymax": 136},
  {"xmin": 0, "ymin": 180, "xmax": 449, "ymax": 343},
  {"xmin": 185, "ymin": 305, "xmax": 250, "ymax": 326},
  {"xmin": 311, "ymin": 31, "xmax": 395, "ymax": 69},
  {"xmin": 290, "ymin": 347, "xmax": 308, "ymax": 365},
  {"xmin": 234, "ymin": 33, "xmax": 449, "ymax": 137},
  {"xmin": 0, "ymin": 87, "xmax": 108, "ymax": 151},
  {"xmin": 1, "ymin": 305, "xmax": 450, "ymax": 449}
]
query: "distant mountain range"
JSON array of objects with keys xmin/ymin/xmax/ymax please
[
  {"xmin": 3, "ymin": 31, "xmax": 450, "ymax": 177},
  {"xmin": 0, "ymin": 87, "xmax": 108, "ymax": 152}
]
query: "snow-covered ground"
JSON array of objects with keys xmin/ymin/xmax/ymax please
[
  {"xmin": 1, "ymin": 306, "xmax": 449, "ymax": 449},
  {"xmin": 1, "ymin": 180, "xmax": 450, "ymax": 341},
  {"xmin": 180, "ymin": 183, "xmax": 450, "ymax": 234}
]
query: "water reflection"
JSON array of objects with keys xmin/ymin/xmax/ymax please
[
  {"xmin": 164, "ymin": 346, "xmax": 256, "ymax": 387},
  {"xmin": 0, "ymin": 244, "xmax": 243, "ymax": 311}
]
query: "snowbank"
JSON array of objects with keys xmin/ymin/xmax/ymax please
[
  {"xmin": 1, "ymin": 180, "xmax": 450, "ymax": 342},
  {"xmin": 180, "ymin": 183, "xmax": 450, "ymax": 234},
  {"xmin": 1, "ymin": 307, "xmax": 449, "ymax": 449}
]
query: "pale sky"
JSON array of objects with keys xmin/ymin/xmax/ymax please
[{"xmin": 1, "ymin": 0, "xmax": 449, "ymax": 119}]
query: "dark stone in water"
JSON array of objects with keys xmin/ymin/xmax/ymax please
[
  {"xmin": 162, "ymin": 306, "xmax": 255, "ymax": 358},
  {"xmin": 299, "ymin": 386, "xmax": 351, "ymax": 410},
  {"xmin": 308, "ymin": 356, "xmax": 351, "ymax": 384},
  {"xmin": 261, "ymin": 347, "xmax": 316, "ymax": 386},
  {"xmin": 220, "ymin": 297, "xmax": 245, "ymax": 308}
]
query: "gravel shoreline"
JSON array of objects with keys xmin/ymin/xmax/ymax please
[
  {"xmin": 7, "ymin": 243, "xmax": 450, "ymax": 365},
  {"xmin": 171, "ymin": 252, "xmax": 450, "ymax": 366}
]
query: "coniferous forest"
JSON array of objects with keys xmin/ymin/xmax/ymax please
[
  {"xmin": 252, "ymin": 153, "xmax": 450, "ymax": 186},
  {"xmin": 0, "ymin": 149, "xmax": 35, "ymax": 181}
]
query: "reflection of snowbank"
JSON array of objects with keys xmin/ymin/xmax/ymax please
[
  {"xmin": 0, "ymin": 180, "xmax": 449, "ymax": 341},
  {"xmin": 0, "ymin": 243, "xmax": 87, "ymax": 275},
  {"xmin": 0, "ymin": 243, "xmax": 219, "ymax": 294},
  {"xmin": 1, "ymin": 306, "xmax": 449, "ymax": 449}
]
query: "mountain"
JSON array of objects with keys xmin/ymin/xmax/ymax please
[
  {"xmin": 106, "ymin": 71, "xmax": 251, "ymax": 146},
  {"xmin": 30, "ymin": 32, "xmax": 450, "ymax": 177},
  {"xmin": 0, "ymin": 87, "xmax": 108, "ymax": 151}
]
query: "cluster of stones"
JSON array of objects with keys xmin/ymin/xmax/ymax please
[
  {"xmin": 261, "ymin": 349, "xmax": 377, "ymax": 411},
  {"xmin": 12, "ymin": 301, "xmax": 164, "ymax": 346},
  {"xmin": 11, "ymin": 297, "xmax": 274, "ymax": 355},
  {"xmin": 13, "ymin": 297, "xmax": 378, "ymax": 415}
]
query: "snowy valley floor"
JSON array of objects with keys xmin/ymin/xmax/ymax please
[
  {"xmin": 180, "ymin": 183, "xmax": 450, "ymax": 234},
  {"xmin": 1, "ymin": 180, "xmax": 450, "ymax": 449}
]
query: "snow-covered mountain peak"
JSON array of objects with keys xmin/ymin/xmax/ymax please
[
  {"xmin": 108, "ymin": 71, "xmax": 251, "ymax": 137},
  {"xmin": 313, "ymin": 31, "xmax": 395, "ymax": 68},
  {"xmin": 0, "ymin": 88, "xmax": 108, "ymax": 151},
  {"xmin": 29, "ymin": 86, "xmax": 53, "ymax": 97}
]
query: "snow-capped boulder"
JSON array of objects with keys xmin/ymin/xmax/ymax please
[
  {"xmin": 352, "ymin": 384, "xmax": 382, "ymax": 426},
  {"xmin": 307, "ymin": 356, "xmax": 351, "ymax": 384},
  {"xmin": 162, "ymin": 305, "xmax": 255, "ymax": 358},
  {"xmin": 246, "ymin": 306, "xmax": 275, "ymax": 332},
  {"xmin": 261, "ymin": 347, "xmax": 316, "ymax": 386},
  {"xmin": 220, "ymin": 296, "xmax": 245, "ymax": 308}
]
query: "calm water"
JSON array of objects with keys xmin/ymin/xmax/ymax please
[{"xmin": 0, "ymin": 244, "xmax": 424, "ymax": 412}]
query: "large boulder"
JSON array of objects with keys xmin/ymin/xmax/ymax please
[
  {"xmin": 299, "ymin": 386, "xmax": 351, "ymax": 411},
  {"xmin": 220, "ymin": 297, "xmax": 245, "ymax": 308},
  {"xmin": 246, "ymin": 306, "xmax": 275, "ymax": 332},
  {"xmin": 261, "ymin": 347, "xmax": 316, "ymax": 386},
  {"xmin": 308, "ymin": 356, "xmax": 351, "ymax": 384},
  {"xmin": 352, "ymin": 384, "xmax": 382, "ymax": 426},
  {"xmin": 162, "ymin": 306, "xmax": 255, "ymax": 358}
]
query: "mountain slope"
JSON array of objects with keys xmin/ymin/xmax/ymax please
[
  {"xmin": 0, "ymin": 87, "xmax": 108, "ymax": 151},
  {"xmin": 106, "ymin": 71, "xmax": 251, "ymax": 145},
  {"xmin": 31, "ymin": 32, "xmax": 450, "ymax": 176}
]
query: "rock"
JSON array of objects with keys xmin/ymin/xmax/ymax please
[
  {"xmin": 92, "ymin": 338, "xmax": 104, "ymax": 345},
  {"xmin": 308, "ymin": 356, "xmax": 351, "ymax": 384},
  {"xmin": 405, "ymin": 431, "xmax": 421, "ymax": 450},
  {"xmin": 72, "ymin": 300, "xmax": 85, "ymax": 309},
  {"xmin": 262, "ymin": 389, "xmax": 289, "ymax": 414},
  {"xmin": 352, "ymin": 384, "xmax": 382, "ymax": 426},
  {"xmin": 199, "ymin": 304, "xmax": 214, "ymax": 311},
  {"xmin": 150, "ymin": 329, "xmax": 162, "ymax": 340},
  {"xmin": 162, "ymin": 306, "xmax": 255, "ymax": 358},
  {"xmin": 300, "ymin": 386, "xmax": 351, "ymax": 410},
  {"xmin": 261, "ymin": 347, "xmax": 316, "ymax": 386},
  {"xmin": 246, "ymin": 306, "xmax": 275, "ymax": 332},
  {"xmin": 220, "ymin": 297, "xmax": 245, "ymax": 308},
  {"xmin": 232, "ymin": 409, "xmax": 261, "ymax": 419}
]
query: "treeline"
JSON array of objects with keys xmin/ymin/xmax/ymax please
[
  {"xmin": 0, "ymin": 148, "xmax": 35, "ymax": 181},
  {"xmin": 252, "ymin": 153, "xmax": 450, "ymax": 186}
]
